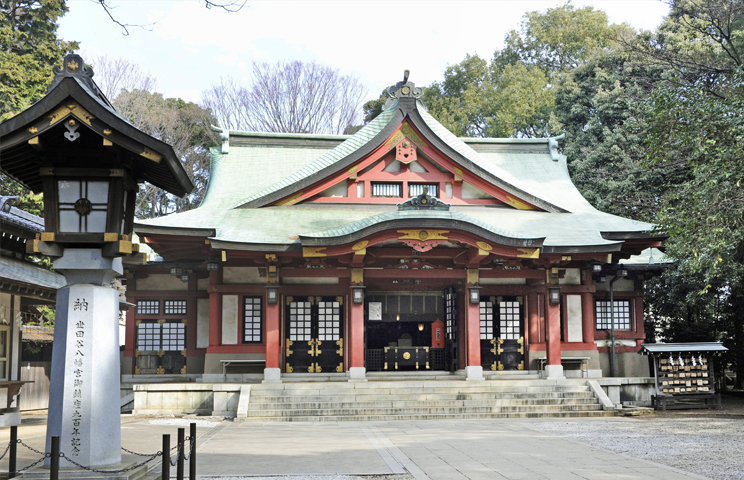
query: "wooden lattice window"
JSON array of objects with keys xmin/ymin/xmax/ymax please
[
  {"xmin": 409, "ymin": 183, "xmax": 438, "ymax": 197},
  {"xmin": 371, "ymin": 182, "xmax": 402, "ymax": 197},
  {"xmin": 317, "ymin": 301, "xmax": 341, "ymax": 341},
  {"xmin": 595, "ymin": 300, "xmax": 631, "ymax": 330},
  {"xmin": 499, "ymin": 301, "xmax": 521, "ymax": 340},
  {"xmin": 479, "ymin": 300, "xmax": 493, "ymax": 340},
  {"xmin": 164, "ymin": 300, "xmax": 187, "ymax": 315},
  {"xmin": 136, "ymin": 300, "xmax": 159, "ymax": 315},
  {"xmin": 445, "ymin": 289, "xmax": 457, "ymax": 341},
  {"xmin": 289, "ymin": 301, "xmax": 312, "ymax": 341},
  {"xmin": 136, "ymin": 321, "xmax": 185, "ymax": 351},
  {"xmin": 243, "ymin": 297, "xmax": 262, "ymax": 343}
]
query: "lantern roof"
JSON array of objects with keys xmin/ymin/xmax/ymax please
[{"xmin": 0, "ymin": 54, "xmax": 193, "ymax": 197}]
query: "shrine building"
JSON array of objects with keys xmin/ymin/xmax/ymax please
[{"xmin": 124, "ymin": 76, "xmax": 663, "ymax": 383}]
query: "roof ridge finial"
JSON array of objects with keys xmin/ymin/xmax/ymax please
[
  {"xmin": 403, "ymin": 69, "xmax": 409, "ymax": 84},
  {"xmin": 384, "ymin": 69, "xmax": 424, "ymax": 110}
]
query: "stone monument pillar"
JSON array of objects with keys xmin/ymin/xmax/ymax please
[{"xmin": 45, "ymin": 249, "xmax": 123, "ymax": 468}]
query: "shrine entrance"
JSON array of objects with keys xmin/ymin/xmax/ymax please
[
  {"xmin": 364, "ymin": 291, "xmax": 447, "ymax": 372},
  {"xmin": 285, "ymin": 296, "xmax": 344, "ymax": 373},
  {"xmin": 479, "ymin": 296, "xmax": 525, "ymax": 371}
]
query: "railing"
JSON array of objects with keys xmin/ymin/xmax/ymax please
[{"xmin": 1, "ymin": 422, "xmax": 198, "ymax": 480}]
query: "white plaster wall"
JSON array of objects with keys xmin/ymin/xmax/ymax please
[
  {"xmin": 223, "ymin": 267, "xmax": 264, "ymax": 285},
  {"xmin": 136, "ymin": 274, "xmax": 188, "ymax": 291},
  {"xmin": 318, "ymin": 183, "xmax": 348, "ymax": 197},
  {"xmin": 566, "ymin": 295, "xmax": 583, "ymax": 342},
  {"xmin": 11, "ymin": 295, "xmax": 20, "ymax": 381},
  {"xmin": 221, "ymin": 295, "xmax": 238, "ymax": 345},
  {"xmin": 197, "ymin": 278, "xmax": 209, "ymax": 291},
  {"xmin": 461, "ymin": 182, "xmax": 494, "ymax": 199},
  {"xmin": 197, "ymin": 298, "xmax": 210, "ymax": 348},
  {"xmin": 595, "ymin": 277, "xmax": 635, "ymax": 292},
  {"xmin": 560, "ymin": 268, "xmax": 581, "ymax": 285}
]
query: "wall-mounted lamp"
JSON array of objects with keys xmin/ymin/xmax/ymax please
[
  {"xmin": 468, "ymin": 285, "xmax": 482, "ymax": 304},
  {"xmin": 617, "ymin": 268, "xmax": 629, "ymax": 277},
  {"xmin": 266, "ymin": 285, "xmax": 279, "ymax": 304},
  {"xmin": 170, "ymin": 266, "xmax": 182, "ymax": 276},
  {"xmin": 548, "ymin": 285, "xmax": 561, "ymax": 305},
  {"xmin": 418, "ymin": 323, "xmax": 424, "ymax": 332},
  {"xmin": 180, "ymin": 272, "xmax": 190, "ymax": 283},
  {"xmin": 351, "ymin": 285, "xmax": 365, "ymax": 304},
  {"xmin": 591, "ymin": 263, "xmax": 603, "ymax": 274},
  {"xmin": 206, "ymin": 261, "xmax": 219, "ymax": 271}
]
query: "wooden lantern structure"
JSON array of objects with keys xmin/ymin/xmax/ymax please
[{"xmin": 0, "ymin": 54, "xmax": 193, "ymax": 257}]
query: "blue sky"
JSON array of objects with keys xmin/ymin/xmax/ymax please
[{"xmin": 58, "ymin": 0, "xmax": 670, "ymax": 105}]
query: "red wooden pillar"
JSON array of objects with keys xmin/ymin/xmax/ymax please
[
  {"xmin": 264, "ymin": 299, "xmax": 280, "ymax": 370},
  {"xmin": 208, "ymin": 268, "xmax": 222, "ymax": 349},
  {"xmin": 544, "ymin": 293, "xmax": 563, "ymax": 376},
  {"xmin": 582, "ymin": 271, "xmax": 595, "ymax": 345},
  {"xmin": 635, "ymin": 296, "xmax": 645, "ymax": 341},
  {"xmin": 466, "ymin": 301, "xmax": 481, "ymax": 368},
  {"xmin": 528, "ymin": 292, "xmax": 540, "ymax": 345},
  {"xmin": 349, "ymin": 300, "xmax": 365, "ymax": 369}
]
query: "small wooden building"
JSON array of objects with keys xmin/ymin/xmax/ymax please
[{"xmin": 124, "ymin": 76, "xmax": 663, "ymax": 382}]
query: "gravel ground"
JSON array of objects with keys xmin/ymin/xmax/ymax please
[{"xmin": 525, "ymin": 417, "xmax": 744, "ymax": 480}]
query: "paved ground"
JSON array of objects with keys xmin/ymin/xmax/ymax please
[{"xmin": 0, "ymin": 413, "xmax": 724, "ymax": 480}]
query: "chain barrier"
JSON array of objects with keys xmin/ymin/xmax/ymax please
[
  {"xmin": 18, "ymin": 439, "xmax": 46, "ymax": 457},
  {"xmin": 6, "ymin": 426, "xmax": 196, "ymax": 477},
  {"xmin": 59, "ymin": 452, "xmax": 160, "ymax": 474},
  {"xmin": 122, "ymin": 445, "xmax": 160, "ymax": 457},
  {"xmin": 15, "ymin": 452, "xmax": 51, "ymax": 473},
  {"xmin": 169, "ymin": 441, "xmax": 183, "ymax": 466},
  {"xmin": 0, "ymin": 439, "xmax": 12, "ymax": 462}
]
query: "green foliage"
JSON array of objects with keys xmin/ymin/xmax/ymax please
[
  {"xmin": 494, "ymin": 3, "xmax": 621, "ymax": 73},
  {"xmin": 0, "ymin": 0, "xmax": 78, "ymax": 120},
  {"xmin": 0, "ymin": 174, "xmax": 43, "ymax": 215},
  {"xmin": 112, "ymin": 89, "xmax": 217, "ymax": 218},
  {"xmin": 423, "ymin": 3, "xmax": 624, "ymax": 139}
]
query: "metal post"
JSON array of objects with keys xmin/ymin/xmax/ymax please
[
  {"xmin": 9, "ymin": 425, "xmax": 17, "ymax": 478},
  {"xmin": 50, "ymin": 436, "xmax": 60, "ymax": 480},
  {"xmin": 177, "ymin": 427, "xmax": 185, "ymax": 480},
  {"xmin": 189, "ymin": 422, "xmax": 196, "ymax": 480},
  {"xmin": 162, "ymin": 434, "xmax": 170, "ymax": 480}
]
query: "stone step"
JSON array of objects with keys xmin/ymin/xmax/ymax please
[
  {"xmin": 247, "ymin": 397, "xmax": 601, "ymax": 410},
  {"xmin": 251, "ymin": 379, "xmax": 584, "ymax": 390},
  {"xmin": 248, "ymin": 403, "xmax": 603, "ymax": 417},
  {"xmin": 237, "ymin": 410, "xmax": 616, "ymax": 422},
  {"xmin": 249, "ymin": 391, "xmax": 597, "ymax": 403},
  {"xmin": 251, "ymin": 383, "xmax": 589, "ymax": 396}
]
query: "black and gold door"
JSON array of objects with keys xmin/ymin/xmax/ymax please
[
  {"xmin": 480, "ymin": 296, "xmax": 525, "ymax": 371},
  {"xmin": 135, "ymin": 319, "xmax": 187, "ymax": 375},
  {"xmin": 285, "ymin": 296, "xmax": 344, "ymax": 373},
  {"xmin": 444, "ymin": 288, "xmax": 458, "ymax": 372}
]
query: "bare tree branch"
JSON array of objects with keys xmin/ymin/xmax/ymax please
[
  {"xmin": 202, "ymin": 60, "xmax": 367, "ymax": 135},
  {"xmin": 93, "ymin": 0, "xmax": 246, "ymax": 35}
]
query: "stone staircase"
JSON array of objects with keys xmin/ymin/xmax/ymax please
[{"xmin": 237, "ymin": 377, "xmax": 615, "ymax": 422}]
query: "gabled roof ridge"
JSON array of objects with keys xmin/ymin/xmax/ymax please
[
  {"xmin": 414, "ymin": 108, "xmax": 573, "ymax": 213},
  {"xmin": 228, "ymin": 100, "xmax": 400, "ymax": 209}
]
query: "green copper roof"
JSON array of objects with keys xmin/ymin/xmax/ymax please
[
  {"xmin": 300, "ymin": 209, "xmax": 541, "ymax": 244},
  {"xmin": 136, "ymin": 79, "xmax": 659, "ymax": 254},
  {"xmin": 229, "ymin": 100, "xmax": 399, "ymax": 209},
  {"xmin": 0, "ymin": 255, "xmax": 66, "ymax": 290}
]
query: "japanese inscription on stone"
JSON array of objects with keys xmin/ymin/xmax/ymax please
[{"xmin": 70, "ymin": 298, "xmax": 87, "ymax": 456}]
